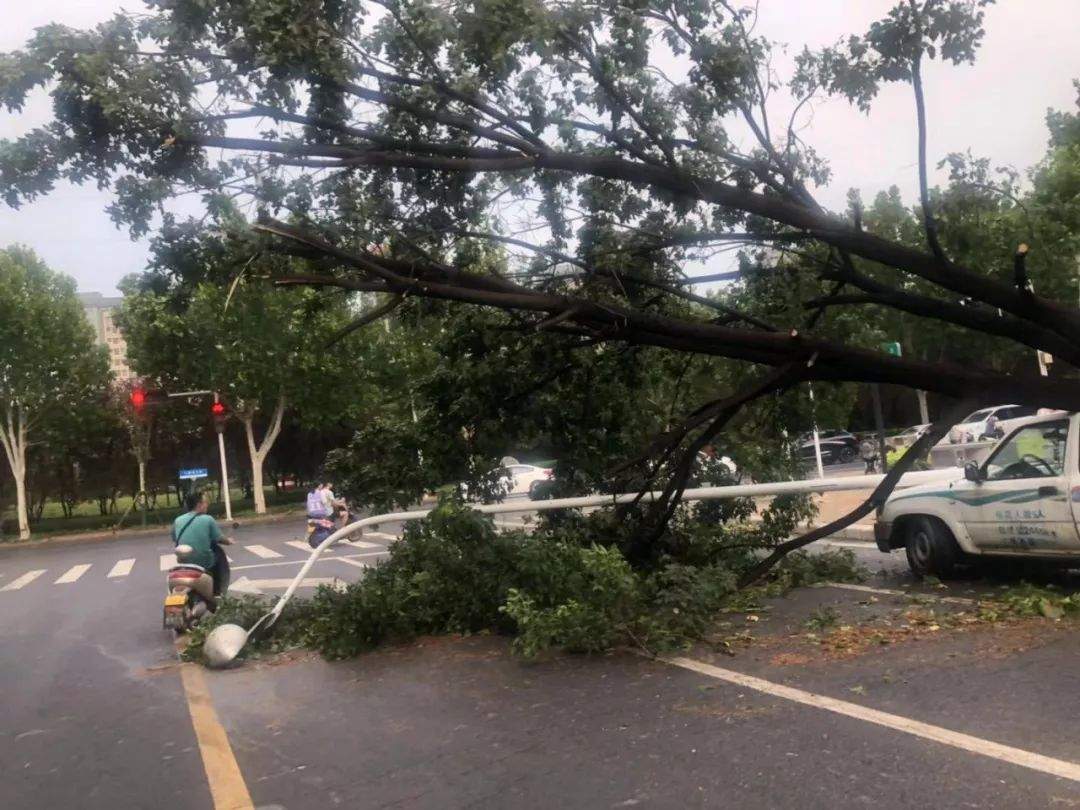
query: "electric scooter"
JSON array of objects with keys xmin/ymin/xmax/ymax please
[{"xmin": 162, "ymin": 538, "xmax": 233, "ymax": 633}]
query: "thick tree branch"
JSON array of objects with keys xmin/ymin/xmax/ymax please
[
  {"xmin": 180, "ymin": 134, "xmax": 1080, "ymax": 342},
  {"xmin": 256, "ymin": 222, "xmax": 1080, "ymax": 411},
  {"xmin": 910, "ymin": 52, "xmax": 948, "ymax": 265},
  {"xmin": 325, "ymin": 294, "xmax": 405, "ymax": 346}
]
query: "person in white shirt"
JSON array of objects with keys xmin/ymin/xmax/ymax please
[{"xmin": 321, "ymin": 482, "xmax": 348, "ymax": 525}]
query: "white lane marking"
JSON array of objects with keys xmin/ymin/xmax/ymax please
[
  {"xmin": 664, "ymin": 656, "xmax": 1080, "ymax": 784},
  {"xmin": 1, "ymin": 570, "xmax": 45, "ymax": 591},
  {"xmin": 349, "ymin": 533, "xmax": 395, "ymax": 545},
  {"xmin": 108, "ymin": 558, "xmax": 135, "ymax": 578},
  {"xmin": 54, "ymin": 564, "xmax": 92, "ymax": 584},
  {"xmin": 229, "ymin": 551, "xmax": 387, "ymax": 573},
  {"xmin": 817, "ymin": 581, "xmax": 976, "ymax": 605},
  {"xmin": 230, "ymin": 576, "xmax": 338, "ymax": 593},
  {"xmin": 160, "ymin": 553, "xmax": 177, "ymax": 571},
  {"xmin": 286, "ymin": 540, "xmax": 312, "ymax": 552},
  {"xmin": 334, "ymin": 557, "xmax": 369, "ymax": 568},
  {"xmin": 243, "ymin": 544, "xmax": 283, "ymax": 559}
]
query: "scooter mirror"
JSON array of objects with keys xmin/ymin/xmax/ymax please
[{"xmin": 203, "ymin": 623, "xmax": 248, "ymax": 668}]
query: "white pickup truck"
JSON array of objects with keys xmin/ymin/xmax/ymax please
[{"xmin": 875, "ymin": 411, "xmax": 1080, "ymax": 578}]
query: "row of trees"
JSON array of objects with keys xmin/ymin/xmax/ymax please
[
  {"xmin": 0, "ymin": 241, "xmax": 366, "ymax": 539},
  {"xmin": 0, "ymin": 247, "xmax": 109, "ymax": 539},
  {"xmin": 115, "ymin": 221, "xmax": 371, "ymax": 515}
]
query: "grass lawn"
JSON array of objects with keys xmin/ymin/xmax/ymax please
[{"xmin": 1, "ymin": 487, "xmax": 306, "ymax": 541}]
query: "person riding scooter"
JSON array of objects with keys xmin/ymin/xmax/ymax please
[
  {"xmin": 305, "ymin": 483, "xmax": 337, "ymax": 548},
  {"xmin": 171, "ymin": 489, "xmax": 233, "ymax": 597}
]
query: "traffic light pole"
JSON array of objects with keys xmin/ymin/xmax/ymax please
[
  {"xmin": 217, "ymin": 433, "xmax": 233, "ymax": 522},
  {"xmin": 213, "ymin": 392, "xmax": 233, "ymax": 522}
]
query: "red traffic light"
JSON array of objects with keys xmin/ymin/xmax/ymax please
[
  {"xmin": 130, "ymin": 388, "xmax": 146, "ymax": 410},
  {"xmin": 211, "ymin": 399, "xmax": 229, "ymax": 433}
]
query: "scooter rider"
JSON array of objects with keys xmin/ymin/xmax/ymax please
[
  {"xmin": 307, "ymin": 483, "xmax": 333, "ymax": 520},
  {"xmin": 172, "ymin": 490, "xmax": 233, "ymax": 596}
]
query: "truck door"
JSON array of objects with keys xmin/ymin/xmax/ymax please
[{"xmin": 957, "ymin": 417, "xmax": 1077, "ymax": 553}]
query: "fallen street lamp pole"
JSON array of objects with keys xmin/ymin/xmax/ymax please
[{"xmin": 201, "ymin": 468, "xmax": 956, "ymax": 667}]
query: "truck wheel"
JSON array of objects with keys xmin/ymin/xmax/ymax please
[{"xmin": 905, "ymin": 516, "xmax": 960, "ymax": 579}]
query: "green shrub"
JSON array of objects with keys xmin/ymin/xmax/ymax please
[
  {"xmin": 187, "ymin": 498, "xmax": 864, "ymax": 665},
  {"xmin": 306, "ymin": 501, "xmax": 526, "ymax": 658},
  {"xmin": 502, "ymin": 544, "xmax": 642, "ymax": 657}
]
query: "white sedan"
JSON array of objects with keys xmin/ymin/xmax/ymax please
[
  {"xmin": 460, "ymin": 464, "xmax": 554, "ymax": 501},
  {"xmin": 948, "ymin": 404, "xmax": 1038, "ymax": 444},
  {"xmin": 502, "ymin": 464, "xmax": 554, "ymax": 498}
]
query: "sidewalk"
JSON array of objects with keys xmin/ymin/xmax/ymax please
[{"xmin": 808, "ymin": 490, "xmax": 876, "ymax": 543}]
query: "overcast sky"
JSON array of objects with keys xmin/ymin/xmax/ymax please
[{"xmin": 1, "ymin": 0, "xmax": 1077, "ymax": 295}]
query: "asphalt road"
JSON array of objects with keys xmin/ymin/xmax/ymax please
[
  {"xmin": 3, "ymin": 515, "xmax": 1080, "ymax": 809},
  {"xmin": 0, "ymin": 519, "xmax": 389, "ymax": 810}
]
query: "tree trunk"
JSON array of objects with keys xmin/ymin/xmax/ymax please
[
  {"xmin": 241, "ymin": 395, "xmax": 286, "ymax": 515},
  {"xmin": 0, "ymin": 407, "xmax": 31, "ymax": 540},
  {"xmin": 13, "ymin": 474, "xmax": 29, "ymax": 540}
]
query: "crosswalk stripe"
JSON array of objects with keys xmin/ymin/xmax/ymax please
[
  {"xmin": 55, "ymin": 564, "xmax": 92, "ymax": 584},
  {"xmin": 108, "ymin": 558, "xmax": 135, "ymax": 578},
  {"xmin": 160, "ymin": 553, "xmax": 177, "ymax": 571},
  {"xmin": 1, "ymin": 570, "xmax": 45, "ymax": 591},
  {"xmin": 286, "ymin": 540, "xmax": 312, "ymax": 552},
  {"xmin": 243, "ymin": 544, "xmax": 283, "ymax": 559}
]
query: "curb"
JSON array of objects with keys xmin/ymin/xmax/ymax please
[
  {"xmin": 826, "ymin": 524, "xmax": 875, "ymax": 543},
  {"xmin": 0, "ymin": 509, "xmax": 304, "ymax": 553}
]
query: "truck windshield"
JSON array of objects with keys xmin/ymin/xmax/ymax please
[{"xmin": 983, "ymin": 419, "xmax": 1068, "ymax": 480}]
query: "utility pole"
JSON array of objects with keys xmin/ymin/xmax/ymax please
[
  {"xmin": 875, "ymin": 341, "xmax": 905, "ymax": 473},
  {"xmin": 808, "ymin": 384, "xmax": 825, "ymax": 479},
  {"xmin": 871, "ymin": 384, "xmax": 889, "ymax": 474},
  {"xmin": 916, "ymin": 390, "xmax": 930, "ymax": 424}
]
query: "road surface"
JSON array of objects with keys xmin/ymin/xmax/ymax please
[{"xmin": 3, "ymin": 514, "xmax": 1079, "ymax": 809}]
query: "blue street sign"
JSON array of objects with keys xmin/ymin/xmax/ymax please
[{"xmin": 178, "ymin": 468, "xmax": 209, "ymax": 481}]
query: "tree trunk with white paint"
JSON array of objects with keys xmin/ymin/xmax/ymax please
[
  {"xmin": 241, "ymin": 395, "xmax": 286, "ymax": 515},
  {"xmin": 1, "ymin": 407, "xmax": 31, "ymax": 540},
  {"xmin": 137, "ymin": 460, "xmax": 147, "ymax": 510}
]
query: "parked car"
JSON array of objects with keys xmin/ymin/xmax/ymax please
[
  {"xmin": 875, "ymin": 411, "xmax": 1075, "ymax": 577},
  {"xmin": 947, "ymin": 404, "xmax": 1038, "ymax": 444},
  {"xmin": 799, "ymin": 430, "xmax": 859, "ymax": 465}
]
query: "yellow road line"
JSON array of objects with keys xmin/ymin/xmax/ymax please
[{"xmin": 179, "ymin": 664, "xmax": 256, "ymax": 810}]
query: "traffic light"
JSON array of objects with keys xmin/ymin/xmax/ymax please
[
  {"xmin": 129, "ymin": 387, "xmax": 168, "ymax": 419},
  {"xmin": 211, "ymin": 400, "xmax": 229, "ymax": 433}
]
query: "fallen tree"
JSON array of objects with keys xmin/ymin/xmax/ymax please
[{"xmin": 2, "ymin": 0, "xmax": 1079, "ymax": 573}]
